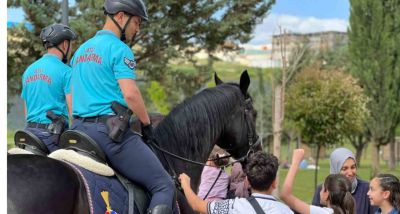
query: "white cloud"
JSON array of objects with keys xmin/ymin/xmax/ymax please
[{"xmin": 247, "ymin": 14, "xmax": 349, "ymax": 45}]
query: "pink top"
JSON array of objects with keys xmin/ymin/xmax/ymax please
[
  {"xmin": 198, "ymin": 166, "xmax": 230, "ymax": 201},
  {"xmin": 229, "ymin": 162, "xmax": 250, "ymax": 198}
]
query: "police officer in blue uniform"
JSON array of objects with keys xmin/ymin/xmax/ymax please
[
  {"xmin": 21, "ymin": 23, "xmax": 77, "ymax": 153},
  {"xmin": 70, "ymin": 0, "xmax": 174, "ymax": 213}
]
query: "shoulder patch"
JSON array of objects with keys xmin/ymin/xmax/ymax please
[{"xmin": 124, "ymin": 57, "xmax": 136, "ymax": 70}]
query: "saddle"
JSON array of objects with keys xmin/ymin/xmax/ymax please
[
  {"xmin": 13, "ymin": 130, "xmax": 49, "ymax": 156},
  {"xmin": 59, "ymin": 130, "xmax": 107, "ymax": 163},
  {"xmin": 56, "ymin": 130, "xmax": 150, "ymax": 214}
]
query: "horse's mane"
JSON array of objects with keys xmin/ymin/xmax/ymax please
[{"xmin": 154, "ymin": 83, "xmax": 245, "ymax": 162}]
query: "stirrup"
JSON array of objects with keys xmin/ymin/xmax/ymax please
[{"xmin": 14, "ymin": 130, "xmax": 49, "ymax": 156}]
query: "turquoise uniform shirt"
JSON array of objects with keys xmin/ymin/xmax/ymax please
[
  {"xmin": 21, "ymin": 54, "xmax": 71, "ymax": 124},
  {"xmin": 71, "ymin": 30, "xmax": 136, "ymax": 117}
]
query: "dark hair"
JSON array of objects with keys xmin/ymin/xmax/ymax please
[
  {"xmin": 245, "ymin": 151, "xmax": 278, "ymax": 191},
  {"xmin": 324, "ymin": 174, "xmax": 355, "ymax": 214},
  {"xmin": 209, "ymin": 146, "xmax": 229, "ymax": 167},
  {"xmin": 376, "ymin": 174, "xmax": 400, "ymax": 210}
]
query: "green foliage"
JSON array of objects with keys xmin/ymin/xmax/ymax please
[
  {"xmin": 348, "ymin": 0, "xmax": 400, "ymax": 146},
  {"xmin": 7, "ymin": 0, "xmax": 64, "ymax": 110},
  {"xmin": 7, "ymin": 0, "xmax": 276, "ymax": 110},
  {"xmin": 7, "ymin": 24, "xmax": 44, "ymax": 111},
  {"xmin": 70, "ymin": 0, "xmax": 105, "ymax": 46},
  {"xmin": 317, "ymin": 45, "xmax": 349, "ymax": 71},
  {"xmin": 285, "ymin": 64, "xmax": 368, "ymax": 148},
  {"xmin": 146, "ymin": 81, "xmax": 170, "ymax": 114},
  {"xmin": 254, "ymin": 70, "xmax": 273, "ymax": 138}
]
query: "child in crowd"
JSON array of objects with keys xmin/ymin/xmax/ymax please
[
  {"xmin": 281, "ymin": 149, "xmax": 355, "ymax": 214},
  {"xmin": 367, "ymin": 174, "xmax": 400, "ymax": 214},
  {"xmin": 197, "ymin": 146, "xmax": 230, "ymax": 201},
  {"xmin": 312, "ymin": 147, "xmax": 376, "ymax": 213},
  {"xmin": 180, "ymin": 151, "xmax": 293, "ymax": 214},
  {"xmin": 227, "ymin": 162, "xmax": 250, "ymax": 198}
]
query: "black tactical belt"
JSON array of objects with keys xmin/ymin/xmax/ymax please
[
  {"xmin": 27, "ymin": 122, "xmax": 50, "ymax": 129},
  {"xmin": 74, "ymin": 116, "xmax": 112, "ymax": 123}
]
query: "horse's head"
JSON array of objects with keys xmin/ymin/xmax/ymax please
[{"xmin": 214, "ymin": 70, "xmax": 261, "ymax": 160}]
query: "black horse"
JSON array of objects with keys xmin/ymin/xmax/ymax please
[{"xmin": 8, "ymin": 71, "xmax": 259, "ymax": 214}]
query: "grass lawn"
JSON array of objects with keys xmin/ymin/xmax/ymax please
[{"xmin": 7, "ymin": 130, "xmax": 15, "ymax": 150}]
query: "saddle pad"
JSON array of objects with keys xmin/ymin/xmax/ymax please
[
  {"xmin": 49, "ymin": 149, "xmax": 114, "ymax": 176},
  {"xmin": 74, "ymin": 164, "xmax": 129, "ymax": 214},
  {"xmin": 8, "ymin": 148, "xmax": 34, "ymax": 155}
]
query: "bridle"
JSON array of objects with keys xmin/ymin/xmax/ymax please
[
  {"xmin": 147, "ymin": 96, "xmax": 261, "ymax": 197},
  {"xmin": 148, "ymin": 97, "xmax": 260, "ymax": 166},
  {"xmin": 223, "ymin": 97, "xmax": 261, "ymax": 160}
]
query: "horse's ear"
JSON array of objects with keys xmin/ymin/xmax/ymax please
[
  {"xmin": 239, "ymin": 70, "xmax": 250, "ymax": 94},
  {"xmin": 215, "ymin": 72, "xmax": 223, "ymax": 85}
]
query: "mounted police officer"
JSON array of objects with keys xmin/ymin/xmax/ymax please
[
  {"xmin": 70, "ymin": 0, "xmax": 174, "ymax": 213},
  {"xmin": 21, "ymin": 23, "xmax": 77, "ymax": 153}
]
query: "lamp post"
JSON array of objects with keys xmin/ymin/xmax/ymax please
[{"xmin": 61, "ymin": 0, "xmax": 68, "ymax": 25}]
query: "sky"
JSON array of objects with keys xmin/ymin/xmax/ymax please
[
  {"xmin": 7, "ymin": 0, "xmax": 350, "ymax": 45},
  {"xmin": 249, "ymin": 0, "xmax": 350, "ymax": 45}
]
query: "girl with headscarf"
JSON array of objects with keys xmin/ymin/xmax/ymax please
[
  {"xmin": 311, "ymin": 147, "xmax": 378, "ymax": 213},
  {"xmin": 281, "ymin": 149, "xmax": 356, "ymax": 214}
]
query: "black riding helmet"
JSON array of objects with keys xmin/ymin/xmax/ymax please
[
  {"xmin": 103, "ymin": 0, "xmax": 148, "ymax": 42},
  {"xmin": 40, "ymin": 24, "xmax": 77, "ymax": 64}
]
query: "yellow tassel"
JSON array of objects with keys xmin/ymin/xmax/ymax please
[{"xmin": 101, "ymin": 191, "xmax": 112, "ymax": 211}]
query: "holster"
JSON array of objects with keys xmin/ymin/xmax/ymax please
[
  {"xmin": 106, "ymin": 101, "xmax": 133, "ymax": 142},
  {"xmin": 46, "ymin": 110, "xmax": 67, "ymax": 135}
]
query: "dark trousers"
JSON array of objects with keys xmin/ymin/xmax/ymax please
[
  {"xmin": 70, "ymin": 119, "xmax": 175, "ymax": 209},
  {"xmin": 25, "ymin": 127, "xmax": 60, "ymax": 153}
]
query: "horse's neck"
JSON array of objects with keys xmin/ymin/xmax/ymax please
[{"xmin": 154, "ymin": 86, "xmax": 241, "ymax": 189}]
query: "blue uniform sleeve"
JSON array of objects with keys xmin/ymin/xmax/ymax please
[
  {"xmin": 111, "ymin": 44, "xmax": 136, "ymax": 80},
  {"xmin": 64, "ymin": 67, "xmax": 72, "ymax": 94}
]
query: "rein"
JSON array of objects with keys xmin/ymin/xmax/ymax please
[
  {"xmin": 147, "ymin": 97, "xmax": 261, "ymax": 201},
  {"xmin": 148, "ymin": 141, "xmax": 250, "ymax": 168}
]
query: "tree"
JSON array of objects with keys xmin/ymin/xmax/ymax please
[
  {"xmin": 285, "ymin": 64, "xmax": 368, "ymax": 189},
  {"xmin": 347, "ymin": 130, "xmax": 370, "ymax": 167},
  {"xmin": 8, "ymin": 0, "xmax": 276, "ymax": 109},
  {"xmin": 254, "ymin": 69, "xmax": 273, "ymax": 150},
  {"xmin": 348, "ymin": 0, "xmax": 400, "ymax": 175},
  {"xmin": 272, "ymin": 29, "xmax": 311, "ymax": 160},
  {"xmin": 7, "ymin": 0, "xmax": 61, "ymax": 111}
]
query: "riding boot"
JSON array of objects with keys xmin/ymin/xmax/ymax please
[{"xmin": 146, "ymin": 204, "xmax": 172, "ymax": 214}]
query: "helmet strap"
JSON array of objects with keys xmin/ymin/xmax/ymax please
[
  {"xmin": 55, "ymin": 41, "xmax": 70, "ymax": 64},
  {"xmin": 108, "ymin": 13, "xmax": 132, "ymax": 42}
]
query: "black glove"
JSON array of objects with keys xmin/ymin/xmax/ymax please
[{"xmin": 141, "ymin": 123, "xmax": 154, "ymax": 144}]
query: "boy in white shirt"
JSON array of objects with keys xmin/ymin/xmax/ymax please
[{"xmin": 179, "ymin": 151, "xmax": 293, "ymax": 214}]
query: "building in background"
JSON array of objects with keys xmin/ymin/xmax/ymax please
[
  {"xmin": 194, "ymin": 31, "xmax": 348, "ymax": 69},
  {"xmin": 271, "ymin": 31, "xmax": 347, "ymax": 67}
]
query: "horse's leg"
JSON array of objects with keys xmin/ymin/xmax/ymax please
[{"xmin": 8, "ymin": 155, "xmax": 88, "ymax": 214}]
